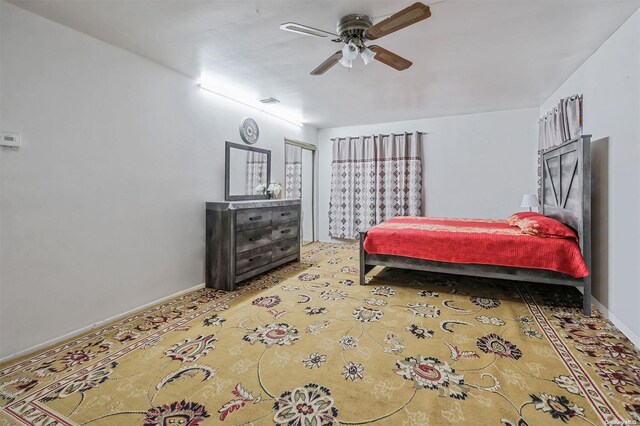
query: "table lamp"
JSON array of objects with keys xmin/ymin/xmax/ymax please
[{"xmin": 520, "ymin": 194, "xmax": 539, "ymax": 212}]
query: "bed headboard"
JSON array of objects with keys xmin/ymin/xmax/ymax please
[{"xmin": 541, "ymin": 135, "xmax": 591, "ymax": 265}]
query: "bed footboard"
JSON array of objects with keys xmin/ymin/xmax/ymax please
[
  {"xmin": 359, "ymin": 231, "xmax": 591, "ymax": 315},
  {"xmin": 582, "ymin": 276, "xmax": 592, "ymax": 316},
  {"xmin": 359, "ymin": 232, "xmax": 374, "ymax": 285}
]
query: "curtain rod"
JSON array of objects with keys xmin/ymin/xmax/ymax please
[{"xmin": 330, "ymin": 131, "xmax": 427, "ymax": 141}]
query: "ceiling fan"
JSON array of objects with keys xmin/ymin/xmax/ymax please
[{"xmin": 280, "ymin": 2, "xmax": 431, "ymax": 75}]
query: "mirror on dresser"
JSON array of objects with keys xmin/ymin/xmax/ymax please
[{"xmin": 225, "ymin": 141, "xmax": 271, "ymax": 201}]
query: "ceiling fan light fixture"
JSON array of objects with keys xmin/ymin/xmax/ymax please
[
  {"xmin": 338, "ymin": 56, "xmax": 352, "ymax": 68},
  {"xmin": 341, "ymin": 42, "xmax": 358, "ymax": 61},
  {"xmin": 361, "ymin": 47, "xmax": 375, "ymax": 65}
]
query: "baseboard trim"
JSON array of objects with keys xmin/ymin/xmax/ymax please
[
  {"xmin": 592, "ymin": 296, "xmax": 640, "ymax": 349},
  {"xmin": 0, "ymin": 283, "xmax": 206, "ymax": 363}
]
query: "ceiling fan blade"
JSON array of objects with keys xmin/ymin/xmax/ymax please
[
  {"xmin": 370, "ymin": 46, "xmax": 412, "ymax": 70},
  {"xmin": 365, "ymin": 2, "xmax": 431, "ymax": 40},
  {"xmin": 280, "ymin": 22, "xmax": 338, "ymax": 38},
  {"xmin": 310, "ymin": 51, "xmax": 343, "ymax": 75}
]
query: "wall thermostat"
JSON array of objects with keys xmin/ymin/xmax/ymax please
[{"xmin": 1, "ymin": 133, "xmax": 21, "ymax": 148}]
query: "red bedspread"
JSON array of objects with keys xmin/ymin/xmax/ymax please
[{"xmin": 363, "ymin": 216, "xmax": 589, "ymax": 278}]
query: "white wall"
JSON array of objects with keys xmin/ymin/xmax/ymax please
[
  {"xmin": 317, "ymin": 108, "xmax": 540, "ymax": 242},
  {"xmin": 540, "ymin": 10, "xmax": 640, "ymax": 342},
  {"xmin": 0, "ymin": 2, "xmax": 317, "ymax": 359}
]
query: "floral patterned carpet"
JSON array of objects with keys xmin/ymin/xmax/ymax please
[{"xmin": 1, "ymin": 242, "xmax": 639, "ymax": 425}]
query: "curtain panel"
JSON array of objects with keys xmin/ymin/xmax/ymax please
[
  {"xmin": 537, "ymin": 95, "xmax": 583, "ymax": 200},
  {"xmin": 328, "ymin": 132, "xmax": 423, "ymax": 239},
  {"xmin": 285, "ymin": 144, "xmax": 303, "ymax": 199}
]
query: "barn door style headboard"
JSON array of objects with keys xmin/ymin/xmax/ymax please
[{"xmin": 541, "ymin": 134, "xmax": 591, "ymax": 264}]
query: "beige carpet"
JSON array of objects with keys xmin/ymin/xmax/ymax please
[{"xmin": 1, "ymin": 242, "xmax": 639, "ymax": 425}]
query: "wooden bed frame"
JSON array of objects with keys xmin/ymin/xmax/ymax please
[{"xmin": 359, "ymin": 135, "xmax": 592, "ymax": 315}]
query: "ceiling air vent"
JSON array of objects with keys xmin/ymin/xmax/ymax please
[{"xmin": 259, "ymin": 97, "xmax": 280, "ymax": 104}]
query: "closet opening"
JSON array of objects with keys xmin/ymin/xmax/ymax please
[{"xmin": 284, "ymin": 139, "xmax": 316, "ymax": 245}]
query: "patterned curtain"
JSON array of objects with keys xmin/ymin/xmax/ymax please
[
  {"xmin": 537, "ymin": 95, "xmax": 583, "ymax": 199},
  {"xmin": 285, "ymin": 144, "xmax": 302, "ymax": 199},
  {"xmin": 246, "ymin": 151, "xmax": 267, "ymax": 194},
  {"xmin": 328, "ymin": 132, "xmax": 423, "ymax": 239}
]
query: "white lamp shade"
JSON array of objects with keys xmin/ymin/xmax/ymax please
[
  {"xmin": 341, "ymin": 42, "xmax": 358, "ymax": 60},
  {"xmin": 361, "ymin": 47, "xmax": 375, "ymax": 65},
  {"xmin": 520, "ymin": 194, "xmax": 539, "ymax": 209},
  {"xmin": 339, "ymin": 56, "xmax": 352, "ymax": 68}
]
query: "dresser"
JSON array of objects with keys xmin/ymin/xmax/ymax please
[{"xmin": 205, "ymin": 199, "xmax": 301, "ymax": 291}]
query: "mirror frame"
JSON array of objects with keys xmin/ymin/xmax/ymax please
[{"xmin": 225, "ymin": 141, "xmax": 271, "ymax": 201}]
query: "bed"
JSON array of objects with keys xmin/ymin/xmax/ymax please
[{"xmin": 359, "ymin": 135, "xmax": 593, "ymax": 315}]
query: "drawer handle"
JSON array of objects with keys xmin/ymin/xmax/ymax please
[
  {"xmin": 280, "ymin": 212, "xmax": 291, "ymax": 217},
  {"xmin": 280, "ymin": 246, "xmax": 290, "ymax": 251},
  {"xmin": 249, "ymin": 255, "xmax": 263, "ymax": 262},
  {"xmin": 281, "ymin": 229, "xmax": 291, "ymax": 234},
  {"xmin": 249, "ymin": 236, "xmax": 262, "ymax": 241},
  {"xmin": 249, "ymin": 216, "xmax": 263, "ymax": 221}
]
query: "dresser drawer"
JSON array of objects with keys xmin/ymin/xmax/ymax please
[
  {"xmin": 272, "ymin": 205, "xmax": 299, "ymax": 225},
  {"xmin": 236, "ymin": 246, "xmax": 272, "ymax": 275},
  {"xmin": 272, "ymin": 222, "xmax": 299, "ymax": 242},
  {"xmin": 236, "ymin": 208, "xmax": 272, "ymax": 231},
  {"xmin": 272, "ymin": 237, "xmax": 299, "ymax": 261},
  {"xmin": 236, "ymin": 227, "xmax": 272, "ymax": 253}
]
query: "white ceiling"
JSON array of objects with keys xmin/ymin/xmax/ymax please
[{"xmin": 9, "ymin": 0, "xmax": 640, "ymax": 128}]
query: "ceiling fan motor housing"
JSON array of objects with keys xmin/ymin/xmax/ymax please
[{"xmin": 337, "ymin": 14, "xmax": 373, "ymax": 43}]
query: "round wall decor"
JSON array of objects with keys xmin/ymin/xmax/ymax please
[{"xmin": 239, "ymin": 117, "xmax": 259, "ymax": 144}]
